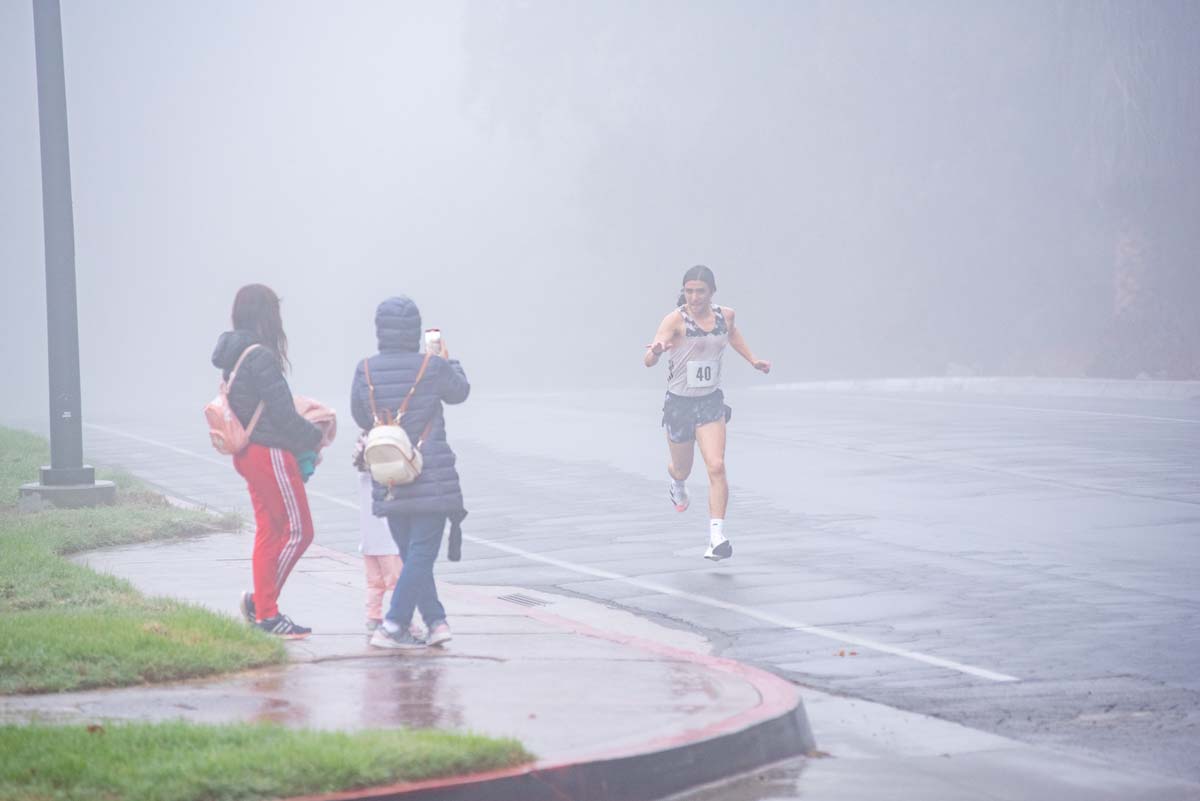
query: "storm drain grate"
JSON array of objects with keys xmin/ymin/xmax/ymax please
[{"xmin": 498, "ymin": 593, "xmax": 550, "ymax": 608}]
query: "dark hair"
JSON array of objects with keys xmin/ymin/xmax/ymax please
[
  {"xmin": 232, "ymin": 283, "xmax": 291, "ymax": 372},
  {"xmin": 676, "ymin": 265, "xmax": 717, "ymax": 307}
]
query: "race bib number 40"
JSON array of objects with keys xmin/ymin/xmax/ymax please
[{"xmin": 687, "ymin": 360, "xmax": 719, "ymax": 389}]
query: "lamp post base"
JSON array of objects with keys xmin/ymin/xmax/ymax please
[
  {"xmin": 18, "ymin": 480, "xmax": 116, "ymax": 511},
  {"xmin": 39, "ymin": 465, "xmax": 95, "ymax": 486}
]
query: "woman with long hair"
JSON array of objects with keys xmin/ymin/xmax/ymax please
[
  {"xmin": 644, "ymin": 266, "xmax": 771, "ymax": 560},
  {"xmin": 211, "ymin": 283, "xmax": 323, "ymax": 637}
]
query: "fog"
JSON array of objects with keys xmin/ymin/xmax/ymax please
[{"xmin": 3, "ymin": 1, "xmax": 1198, "ymax": 425}]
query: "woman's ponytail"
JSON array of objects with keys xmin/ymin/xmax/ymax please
[{"xmin": 676, "ymin": 264, "xmax": 717, "ymax": 307}]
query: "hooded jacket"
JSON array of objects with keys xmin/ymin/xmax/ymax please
[
  {"xmin": 211, "ymin": 330, "xmax": 322, "ymax": 454},
  {"xmin": 351, "ymin": 296, "xmax": 470, "ymax": 524}
]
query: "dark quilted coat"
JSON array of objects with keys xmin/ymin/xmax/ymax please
[
  {"xmin": 211, "ymin": 330, "xmax": 322, "ymax": 454},
  {"xmin": 351, "ymin": 297, "xmax": 470, "ymax": 524}
]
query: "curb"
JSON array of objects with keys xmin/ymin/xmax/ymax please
[
  {"xmin": 285, "ymin": 548, "xmax": 816, "ymax": 801},
  {"xmin": 291, "ymin": 702, "xmax": 810, "ymax": 801}
]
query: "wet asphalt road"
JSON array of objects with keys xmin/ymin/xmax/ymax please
[{"xmin": 70, "ymin": 386, "xmax": 1200, "ymax": 783}]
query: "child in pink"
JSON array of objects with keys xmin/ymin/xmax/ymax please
[{"xmin": 359, "ymin": 467, "xmax": 402, "ymax": 632}]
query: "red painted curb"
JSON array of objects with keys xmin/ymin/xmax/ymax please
[{"xmin": 282, "ymin": 581, "xmax": 814, "ymax": 801}]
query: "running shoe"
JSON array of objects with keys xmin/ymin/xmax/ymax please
[
  {"xmin": 369, "ymin": 627, "xmax": 427, "ymax": 650},
  {"xmin": 426, "ymin": 620, "xmax": 452, "ymax": 647},
  {"xmin": 704, "ymin": 538, "xmax": 733, "ymax": 561},
  {"xmin": 238, "ymin": 591, "xmax": 256, "ymax": 625},
  {"xmin": 669, "ymin": 482, "xmax": 690, "ymax": 512},
  {"xmin": 257, "ymin": 614, "xmax": 311, "ymax": 639}
]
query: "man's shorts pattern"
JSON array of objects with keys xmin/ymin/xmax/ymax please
[{"xmin": 661, "ymin": 390, "xmax": 732, "ymax": 444}]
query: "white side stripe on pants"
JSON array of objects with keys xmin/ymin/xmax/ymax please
[{"xmin": 269, "ymin": 447, "xmax": 305, "ymax": 586}]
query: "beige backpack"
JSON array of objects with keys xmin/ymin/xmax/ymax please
[{"xmin": 362, "ymin": 353, "xmax": 436, "ymax": 495}]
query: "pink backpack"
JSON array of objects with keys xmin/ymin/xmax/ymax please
[{"xmin": 204, "ymin": 344, "xmax": 265, "ymax": 455}]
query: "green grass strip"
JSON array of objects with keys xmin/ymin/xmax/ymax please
[
  {"xmin": 0, "ymin": 426, "xmax": 280, "ymax": 693},
  {"xmin": 0, "ymin": 721, "xmax": 532, "ymax": 801},
  {"xmin": 0, "ymin": 427, "xmax": 534, "ymax": 795}
]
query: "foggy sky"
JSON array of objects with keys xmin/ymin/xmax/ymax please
[{"xmin": 3, "ymin": 1, "xmax": 1198, "ymax": 425}]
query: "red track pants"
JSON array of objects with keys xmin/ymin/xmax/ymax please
[{"xmin": 233, "ymin": 444, "xmax": 314, "ymax": 622}]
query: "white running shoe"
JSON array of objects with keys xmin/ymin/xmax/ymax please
[
  {"xmin": 704, "ymin": 537, "xmax": 733, "ymax": 561},
  {"xmin": 369, "ymin": 627, "xmax": 426, "ymax": 650},
  {"xmin": 669, "ymin": 482, "xmax": 690, "ymax": 513},
  {"xmin": 426, "ymin": 621, "xmax": 452, "ymax": 647}
]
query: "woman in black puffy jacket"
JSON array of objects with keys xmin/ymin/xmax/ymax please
[
  {"xmin": 351, "ymin": 296, "xmax": 470, "ymax": 649},
  {"xmin": 212, "ymin": 283, "xmax": 322, "ymax": 638}
]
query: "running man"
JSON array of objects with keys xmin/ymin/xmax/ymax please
[{"xmin": 644, "ymin": 265, "xmax": 771, "ymax": 561}]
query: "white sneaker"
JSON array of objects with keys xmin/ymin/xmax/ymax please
[
  {"xmin": 704, "ymin": 537, "xmax": 733, "ymax": 561},
  {"xmin": 369, "ymin": 627, "xmax": 426, "ymax": 650},
  {"xmin": 669, "ymin": 482, "xmax": 690, "ymax": 512},
  {"xmin": 426, "ymin": 620, "xmax": 452, "ymax": 647}
]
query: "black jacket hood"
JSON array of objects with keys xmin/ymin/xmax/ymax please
[{"xmin": 212, "ymin": 329, "xmax": 262, "ymax": 374}]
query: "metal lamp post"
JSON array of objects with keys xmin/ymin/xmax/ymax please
[{"xmin": 19, "ymin": 0, "xmax": 115, "ymax": 509}]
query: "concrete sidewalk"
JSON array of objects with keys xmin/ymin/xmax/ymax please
[
  {"xmin": 0, "ymin": 530, "xmax": 814, "ymax": 801},
  {"xmin": 5, "ymin": 523, "xmax": 1199, "ymax": 799}
]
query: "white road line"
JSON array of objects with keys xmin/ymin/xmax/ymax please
[
  {"xmin": 84, "ymin": 422, "xmax": 1021, "ymax": 684},
  {"xmin": 85, "ymin": 423, "xmax": 232, "ymax": 467},
  {"xmin": 460, "ymin": 538, "xmax": 1020, "ymax": 683},
  {"xmin": 757, "ymin": 390, "xmax": 1200, "ymax": 425}
]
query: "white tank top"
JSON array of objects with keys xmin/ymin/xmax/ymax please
[{"xmin": 667, "ymin": 305, "xmax": 729, "ymax": 397}]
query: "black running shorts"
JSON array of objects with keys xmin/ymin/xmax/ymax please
[{"xmin": 661, "ymin": 390, "xmax": 732, "ymax": 444}]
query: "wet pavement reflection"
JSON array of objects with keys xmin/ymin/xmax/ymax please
[{"xmin": 0, "ymin": 536, "xmax": 777, "ymax": 765}]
